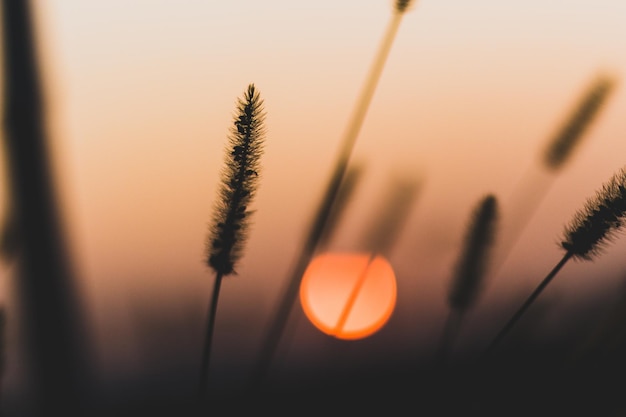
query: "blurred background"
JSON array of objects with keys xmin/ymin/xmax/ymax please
[{"xmin": 1, "ymin": 0, "xmax": 626, "ymax": 413}]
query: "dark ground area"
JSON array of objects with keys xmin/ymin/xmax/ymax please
[
  {"xmin": 4, "ymin": 283, "xmax": 626, "ymax": 416},
  {"xmin": 6, "ymin": 343, "xmax": 622, "ymax": 417}
]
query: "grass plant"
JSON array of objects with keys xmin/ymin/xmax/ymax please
[
  {"xmin": 484, "ymin": 166, "xmax": 626, "ymax": 355},
  {"xmin": 198, "ymin": 84, "xmax": 266, "ymax": 399},
  {"xmin": 437, "ymin": 195, "xmax": 498, "ymax": 364},
  {"xmin": 249, "ymin": 0, "xmax": 416, "ymax": 391},
  {"xmin": 491, "ymin": 73, "xmax": 617, "ymax": 281}
]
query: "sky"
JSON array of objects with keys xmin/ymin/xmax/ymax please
[{"xmin": 3, "ymin": 0, "xmax": 626, "ymax": 399}]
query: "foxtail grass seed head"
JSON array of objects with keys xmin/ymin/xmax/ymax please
[
  {"xmin": 207, "ymin": 84, "xmax": 265, "ymax": 276},
  {"xmin": 561, "ymin": 167, "xmax": 626, "ymax": 260},
  {"xmin": 543, "ymin": 74, "xmax": 617, "ymax": 171},
  {"xmin": 448, "ymin": 194, "xmax": 498, "ymax": 312},
  {"xmin": 395, "ymin": 0, "xmax": 414, "ymax": 13}
]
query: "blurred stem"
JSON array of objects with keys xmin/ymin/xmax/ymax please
[
  {"xmin": 332, "ymin": 253, "xmax": 377, "ymax": 335},
  {"xmin": 436, "ymin": 309, "xmax": 463, "ymax": 367},
  {"xmin": 248, "ymin": 9, "xmax": 406, "ymax": 393},
  {"xmin": 198, "ymin": 272, "xmax": 224, "ymax": 399},
  {"xmin": 1, "ymin": 0, "xmax": 91, "ymax": 412}
]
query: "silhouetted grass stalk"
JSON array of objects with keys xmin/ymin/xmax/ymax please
[
  {"xmin": 438, "ymin": 195, "xmax": 498, "ymax": 364},
  {"xmin": 491, "ymin": 74, "xmax": 617, "ymax": 282},
  {"xmin": 332, "ymin": 252, "xmax": 378, "ymax": 335},
  {"xmin": 484, "ymin": 167, "xmax": 626, "ymax": 355},
  {"xmin": 198, "ymin": 84, "xmax": 265, "ymax": 399},
  {"xmin": 1, "ymin": 0, "xmax": 93, "ymax": 412},
  {"xmin": 249, "ymin": 1, "xmax": 414, "ymax": 390},
  {"xmin": 273, "ymin": 163, "xmax": 367, "ymax": 357},
  {"xmin": 332, "ymin": 175, "xmax": 419, "ymax": 335}
]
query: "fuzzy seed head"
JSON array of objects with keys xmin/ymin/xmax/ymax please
[
  {"xmin": 543, "ymin": 75, "xmax": 617, "ymax": 171},
  {"xmin": 448, "ymin": 194, "xmax": 498, "ymax": 312},
  {"xmin": 561, "ymin": 167, "xmax": 626, "ymax": 260},
  {"xmin": 207, "ymin": 84, "xmax": 265, "ymax": 276}
]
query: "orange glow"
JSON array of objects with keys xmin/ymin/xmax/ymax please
[{"xmin": 299, "ymin": 252, "xmax": 397, "ymax": 340}]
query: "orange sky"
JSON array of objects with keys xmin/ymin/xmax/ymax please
[{"xmin": 3, "ymin": 0, "xmax": 626, "ymax": 392}]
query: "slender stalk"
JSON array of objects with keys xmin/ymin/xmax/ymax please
[
  {"xmin": 1, "ymin": 0, "xmax": 92, "ymax": 412},
  {"xmin": 249, "ymin": 6, "xmax": 411, "ymax": 391},
  {"xmin": 483, "ymin": 166, "xmax": 626, "ymax": 360},
  {"xmin": 437, "ymin": 195, "xmax": 498, "ymax": 365},
  {"xmin": 435, "ymin": 309, "xmax": 463, "ymax": 367},
  {"xmin": 198, "ymin": 272, "xmax": 224, "ymax": 398},
  {"xmin": 331, "ymin": 253, "xmax": 377, "ymax": 335},
  {"xmin": 490, "ymin": 74, "xmax": 617, "ymax": 283},
  {"xmin": 483, "ymin": 251, "xmax": 573, "ymax": 356},
  {"xmin": 199, "ymin": 84, "xmax": 265, "ymax": 401}
]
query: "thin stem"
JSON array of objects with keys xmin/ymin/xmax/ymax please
[
  {"xmin": 483, "ymin": 251, "xmax": 573, "ymax": 357},
  {"xmin": 198, "ymin": 272, "xmax": 224, "ymax": 399},
  {"xmin": 490, "ymin": 164, "xmax": 554, "ymax": 281},
  {"xmin": 248, "ymin": 10, "xmax": 406, "ymax": 392},
  {"xmin": 435, "ymin": 309, "xmax": 463, "ymax": 368},
  {"xmin": 332, "ymin": 253, "xmax": 377, "ymax": 335}
]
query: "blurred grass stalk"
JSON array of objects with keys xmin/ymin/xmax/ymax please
[
  {"xmin": 484, "ymin": 166, "xmax": 626, "ymax": 356},
  {"xmin": 269, "ymin": 163, "xmax": 367, "ymax": 359},
  {"xmin": 335, "ymin": 174, "xmax": 420, "ymax": 336},
  {"xmin": 249, "ymin": 0, "xmax": 416, "ymax": 391},
  {"xmin": 491, "ymin": 73, "xmax": 617, "ymax": 282},
  {"xmin": 438, "ymin": 195, "xmax": 498, "ymax": 366},
  {"xmin": 1, "ymin": 0, "xmax": 93, "ymax": 413}
]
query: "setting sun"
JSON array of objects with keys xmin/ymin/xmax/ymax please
[{"xmin": 299, "ymin": 252, "xmax": 397, "ymax": 340}]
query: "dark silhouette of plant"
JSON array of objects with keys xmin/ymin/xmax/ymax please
[
  {"xmin": 484, "ymin": 166, "xmax": 626, "ymax": 355},
  {"xmin": 438, "ymin": 195, "xmax": 498, "ymax": 364},
  {"xmin": 492, "ymin": 73, "xmax": 618, "ymax": 280},
  {"xmin": 261, "ymin": 163, "xmax": 368, "ymax": 364},
  {"xmin": 336, "ymin": 175, "xmax": 420, "ymax": 334},
  {"xmin": 198, "ymin": 84, "xmax": 265, "ymax": 399},
  {"xmin": 334, "ymin": 175, "xmax": 419, "ymax": 339},
  {"xmin": 1, "ymin": 0, "xmax": 93, "ymax": 413},
  {"xmin": 249, "ymin": 0, "xmax": 416, "ymax": 392}
]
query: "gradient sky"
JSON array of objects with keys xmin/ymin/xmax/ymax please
[{"xmin": 3, "ymin": 0, "xmax": 626, "ymax": 393}]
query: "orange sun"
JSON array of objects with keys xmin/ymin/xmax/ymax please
[{"xmin": 299, "ymin": 252, "xmax": 397, "ymax": 340}]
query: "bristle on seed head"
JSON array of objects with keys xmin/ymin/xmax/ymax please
[{"xmin": 561, "ymin": 167, "xmax": 626, "ymax": 260}]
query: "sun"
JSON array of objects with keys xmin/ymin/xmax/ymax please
[{"xmin": 299, "ymin": 252, "xmax": 397, "ymax": 340}]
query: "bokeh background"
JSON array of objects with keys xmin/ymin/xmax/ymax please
[{"xmin": 2, "ymin": 0, "xmax": 626, "ymax": 410}]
